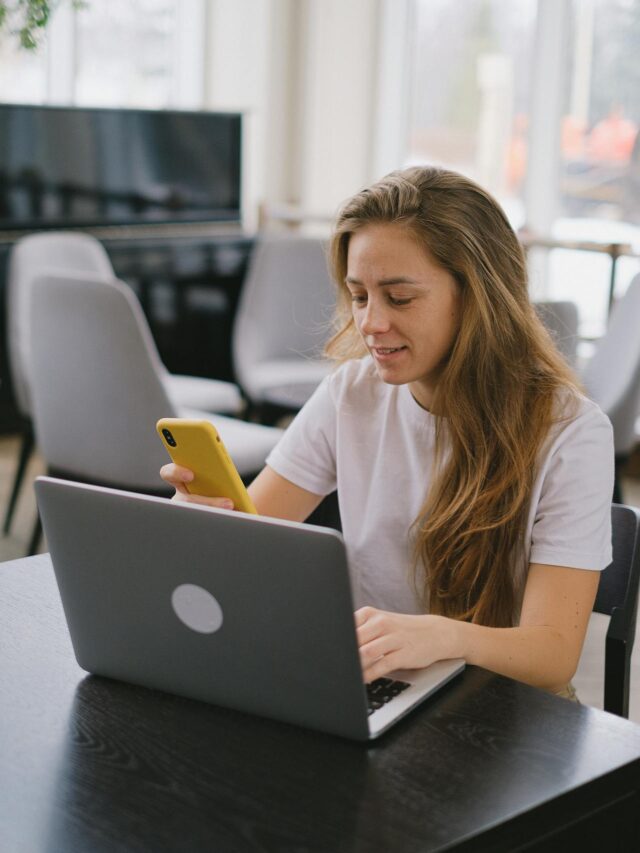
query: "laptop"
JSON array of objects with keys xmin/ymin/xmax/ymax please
[{"xmin": 35, "ymin": 476, "xmax": 464, "ymax": 741}]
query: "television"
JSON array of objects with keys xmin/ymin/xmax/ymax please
[{"xmin": 0, "ymin": 104, "xmax": 242, "ymax": 229}]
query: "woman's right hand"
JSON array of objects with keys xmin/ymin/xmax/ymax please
[{"xmin": 159, "ymin": 463, "xmax": 235, "ymax": 510}]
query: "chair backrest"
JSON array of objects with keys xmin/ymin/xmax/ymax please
[
  {"xmin": 6, "ymin": 231, "xmax": 114, "ymax": 417},
  {"xmin": 232, "ymin": 235, "xmax": 336, "ymax": 390},
  {"xmin": 534, "ymin": 300, "xmax": 579, "ymax": 366},
  {"xmin": 30, "ymin": 271, "xmax": 175, "ymax": 491},
  {"xmin": 593, "ymin": 503, "xmax": 640, "ymax": 716},
  {"xmin": 582, "ymin": 273, "xmax": 640, "ymax": 455}
]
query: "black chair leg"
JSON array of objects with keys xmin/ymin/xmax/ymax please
[
  {"xmin": 27, "ymin": 513, "xmax": 43, "ymax": 557},
  {"xmin": 3, "ymin": 428, "xmax": 35, "ymax": 535},
  {"xmin": 604, "ymin": 632, "xmax": 630, "ymax": 718}
]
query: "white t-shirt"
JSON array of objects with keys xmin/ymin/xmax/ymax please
[{"xmin": 266, "ymin": 357, "xmax": 614, "ymax": 617}]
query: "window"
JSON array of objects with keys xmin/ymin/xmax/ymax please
[
  {"xmin": 405, "ymin": 0, "xmax": 640, "ymax": 338},
  {"xmin": 0, "ymin": 29, "xmax": 47, "ymax": 103},
  {"xmin": 407, "ymin": 0, "xmax": 537, "ymax": 227},
  {"xmin": 551, "ymin": 0, "xmax": 640, "ymax": 338},
  {"xmin": 0, "ymin": 0, "xmax": 203, "ymax": 108},
  {"xmin": 75, "ymin": 0, "xmax": 178, "ymax": 107},
  {"xmin": 560, "ymin": 0, "xmax": 640, "ymax": 225}
]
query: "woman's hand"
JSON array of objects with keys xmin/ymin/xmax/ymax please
[
  {"xmin": 356, "ymin": 565, "xmax": 600, "ymax": 691},
  {"xmin": 159, "ymin": 463, "xmax": 235, "ymax": 510},
  {"xmin": 355, "ymin": 606, "xmax": 459, "ymax": 683}
]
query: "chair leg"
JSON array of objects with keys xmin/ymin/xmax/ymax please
[
  {"xmin": 27, "ymin": 513, "xmax": 43, "ymax": 557},
  {"xmin": 3, "ymin": 427, "xmax": 35, "ymax": 534},
  {"xmin": 604, "ymin": 631, "xmax": 630, "ymax": 718}
]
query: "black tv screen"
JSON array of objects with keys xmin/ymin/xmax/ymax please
[{"xmin": 0, "ymin": 104, "xmax": 242, "ymax": 229}]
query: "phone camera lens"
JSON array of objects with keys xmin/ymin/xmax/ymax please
[{"xmin": 162, "ymin": 428, "xmax": 176, "ymax": 447}]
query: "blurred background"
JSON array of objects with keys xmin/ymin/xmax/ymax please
[{"xmin": 1, "ymin": 0, "xmax": 638, "ymax": 339}]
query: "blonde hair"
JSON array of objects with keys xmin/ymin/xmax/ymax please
[{"xmin": 327, "ymin": 166, "xmax": 578, "ymax": 627}]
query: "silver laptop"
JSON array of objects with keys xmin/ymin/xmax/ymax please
[{"xmin": 35, "ymin": 476, "xmax": 464, "ymax": 741}]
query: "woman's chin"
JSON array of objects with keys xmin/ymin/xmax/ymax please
[{"xmin": 373, "ymin": 363, "xmax": 408, "ymax": 385}]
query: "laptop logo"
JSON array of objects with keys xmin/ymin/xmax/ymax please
[{"xmin": 171, "ymin": 584, "xmax": 224, "ymax": 634}]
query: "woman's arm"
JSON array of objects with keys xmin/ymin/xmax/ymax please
[
  {"xmin": 160, "ymin": 462, "xmax": 324, "ymax": 522},
  {"xmin": 356, "ymin": 563, "xmax": 599, "ymax": 691},
  {"xmin": 248, "ymin": 466, "xmax": 324, "ymax": 521}
]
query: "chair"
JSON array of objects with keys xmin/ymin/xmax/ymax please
[
  {"xmin": 232, "ymin": 236, "xmax": 335, "ymax": 422},
  {"xmin": 27, "ymin": 271, "xmax": 283, "ymax": 554},
  {"xmin": 534, "ymin": 300, "xmax": 579, "ymax": 366},
  {"xmin": 594, "ymin": 503, "xmax": 640, "ymax": 718},
  {"xmin": 581, "ymin": 273, "xmax": 640, "ymax": 502},
  {"xmin": 3, "ymin": 231, "xmax": 243, "ymax": 534}
]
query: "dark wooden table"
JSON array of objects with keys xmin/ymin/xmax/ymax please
[{"xmin": 2, "ymin": 555, "xmax": 640, "ymax": 852}]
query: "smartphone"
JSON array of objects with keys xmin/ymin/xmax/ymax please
[{"xmin": 156, "ymin": 418, "xmax": 258, "ymax": 514}]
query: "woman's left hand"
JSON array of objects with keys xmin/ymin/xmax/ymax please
[{"xmin": 355, "ymin": 606, "xmax": 459, "ymax": 683}]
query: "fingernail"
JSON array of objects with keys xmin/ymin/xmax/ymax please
[{"xmin": 222, "ymin": 500, "xmax": 233, "ymax": 509}]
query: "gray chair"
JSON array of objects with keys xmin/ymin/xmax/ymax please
[
  {"xmin": 232, "ymin": 236, "xmax": 335, "ymax": 422},
  {"xmin": 534, "ymin": 300, "xmax": 579, "ymax": 366},
  {"xmin": 28, "ymin": 271, "xmax": 282, "ymax": 554},
  {"xmin": 595, "ymin": 504, "xmax": 640, "ymax": 718},
  {"xmin": 581, "ymin": 273, "xmax": 640, "ymax": 502},
  {"xmin": 3, "ymin": 231, "xmax": 243, "ymax": 533}
]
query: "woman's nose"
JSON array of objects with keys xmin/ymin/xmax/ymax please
[{"xmin": 359, "ymin": 300, "xmax": 391, "ymax": 335}]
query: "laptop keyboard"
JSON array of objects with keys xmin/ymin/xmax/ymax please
[{"xmin": 366, "ymin": 677, "xmax": 411, "ymax": 715}]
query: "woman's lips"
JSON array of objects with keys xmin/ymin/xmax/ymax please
[{"xmin": 371, "ymin": 345, "xmax": 408, "ymax": 362}]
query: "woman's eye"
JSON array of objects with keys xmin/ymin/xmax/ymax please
[
  {"xmin": 389, "ymin": 296, "xmax": 413, "ymax": 306},
  {"xmin": 350, "ymin": 294, "xmax": 367, "ymax": 304}
]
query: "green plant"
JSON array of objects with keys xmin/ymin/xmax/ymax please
[{"xmin": 0, "ymin": 0, "xmax": 85, "ymax": 50}]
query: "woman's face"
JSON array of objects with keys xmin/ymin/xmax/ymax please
[{"xmin": 345, "ymin": 222, "xmax": 461, "ymax": 410}]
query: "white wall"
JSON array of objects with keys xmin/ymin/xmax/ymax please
[
  {"xmin": 262, "ymin": 0, "xmax": 306, "ymax": 207},
  {"xmin": 203, "ymin": 0, "xmax": 394, "ymax": 225},
  {"xmin": 524, "ymin": 0, "xmax": 571, "ymax": 298},
  {"xmin": 297, "ymin": 0, "xmax": 379, "ymax": 216},
  {"xmin": 204, "ymin": 0, "xmax": 271, "ymax": 229},
  {"xmin": 371, "ymin": 0, "xmax": 413, "ymax": 182}
]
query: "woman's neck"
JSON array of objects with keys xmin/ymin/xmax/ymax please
[{"xmin": 408, "ymin": 380, "xmax": 434, "ymax": 412}]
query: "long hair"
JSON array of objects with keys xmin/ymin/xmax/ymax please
[{"xmin": 326, "ymin": 166, "xmax": 579, "ymax": 627}]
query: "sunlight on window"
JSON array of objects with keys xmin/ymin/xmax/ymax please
[
  {"xmin": 0, "ymin": 33, "xmax": 47, "ymax": 103},
  {"xmin": 407, "ymin": 0, "xmax": 536, "ymax": 227},
  {"xmin": 75, "ymin": 0, "xmax": 178, "ymax": 108},
  {"xmin": 550, "ymin": 0, "xmax": 640, "ymax": 338},
  {"xmin": 559, "ymin": 0, "xmax": 640, "ymax": 225}
]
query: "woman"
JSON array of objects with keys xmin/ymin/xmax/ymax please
[{"xmin": 162, "ymin": 166, "xmax": 613, "ymax": 699}]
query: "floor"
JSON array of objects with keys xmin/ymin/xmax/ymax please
[{"xmin": 1, "ymin": 432, "xmax": 639, "ymax": 723}]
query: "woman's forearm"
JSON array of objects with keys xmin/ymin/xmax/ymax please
[
  {"xmin": 356, "ymin": 569, "xmax": 595, "ymax": 687},
  {"xmin": 448, "ymin": 619, "xmax": 577, "ymax": 691}
]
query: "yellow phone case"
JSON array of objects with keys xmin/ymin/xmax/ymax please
[{"xmin": 156, "ymin": 418, "xmax": 258, "ymax": 514}]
